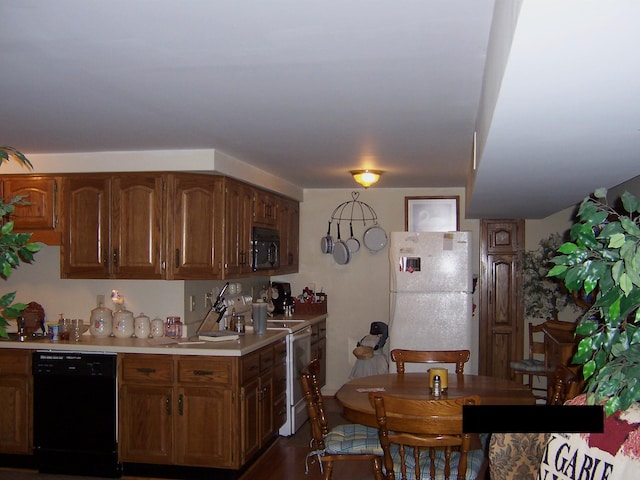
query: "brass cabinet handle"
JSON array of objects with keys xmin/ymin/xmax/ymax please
[
  {"xmin": 178, "ymin": 394, "xmax": 184, "ymax": 416},
  {"xmin": 193, "ymin": 370, "xmax": 214, "ymax": 376},
  {"xmin": 113, "ymin": 248, "xmax": 119, "ymax": 266},
  {"xmin": 166, "ymin": 394, "xmax": 171, "ymax": 415},
  {"xmin": 136, "ymin": 367, "xmax": 157, "ymax": 374},
  {"xmin": 175, "ymin": 249, "xmax": 180, "ymax": 268}
]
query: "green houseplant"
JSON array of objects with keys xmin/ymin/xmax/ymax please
[
  {"xmin": 548, "ymin": 187, "xmax": 640, "ymax": 416},
  {"xmin": 523, "ymin": 232, "xmax": 579, "ymax": 321},
  {"xmin": 0, "ymin": 146, "xmax": 42, "ymax": 338}
]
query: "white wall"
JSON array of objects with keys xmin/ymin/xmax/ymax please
[{"xmin": 273, "ymin": 187, "xmax": 480, "ymax": 394}]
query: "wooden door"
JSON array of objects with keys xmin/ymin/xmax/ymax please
[
  {"xmin": 223, "ymin": 178, "xmax": 254, "ymax": 277},
  {"xmin": 169, "ymin": 174, "xmax": 224, "ymax": 280},
  {"xmin": 61, "ymin": 175, "xmax": 111, "ymax": 278},
  {"xmin": 111, "ymin": 174, "xmax": 165, "ymax": 279},
  {"xmin": 175, "ymin": 386, "xmax": 234, "ymax": 467},
  {"xmin": 118, "ymin": 383, "xmax": 173, "ymax": 464},
  {"xmin": 479, "ymin": 219, "xmax": 524, "ymax": 379}
]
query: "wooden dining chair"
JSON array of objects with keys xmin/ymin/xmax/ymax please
[
  {"xmin": 300, "ymin": 358, "xmax": 383, "ymax": 480},
  {"xmin": 548, "ymin": 363, "xmax": 583, "ymax": 405},
  {"xmin": 390, "ymin": 349, "xmax": 470, "ymax": 374},
  {"xmin": 369, "ymin": 393, "xmax": 485, "ymax": 480},
  {"xmin": 509, "ymin": 322, "xmax": 553, "ymax": 401}
]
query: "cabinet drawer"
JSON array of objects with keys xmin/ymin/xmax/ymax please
[
  {"xmin": 241, "ymin": 351, "xmax": 261, "ymax": 383},
  {"xmin": 0, "ymin": 350, "xmax": 30, "ymax": 376},
  {"xmin": 274, "ymin": 339, "xmax": 287, "ymax": 364},
  {"xmin": 121, "ymin": 355, "xmax": 173, "ymax": 384},
  {"xmin": 273, "ymin": 362, "xmax": 287, "ymax": 397},
  {"xmin": 178, "ymin": 357, "xmax": 232, "ymax": 385},
  {"xmin": 260, "ymin": 347, "xmax": 274, "ymax": 372}
]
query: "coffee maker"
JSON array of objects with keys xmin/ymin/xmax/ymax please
[{"xmin": 271, "ymin": 282, "xmax": 293, "ymax": 315}]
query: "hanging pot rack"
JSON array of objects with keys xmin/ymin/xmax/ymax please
[{"xmin": 329, "ymin": 192, "xmax": 380, "ymax": 226}]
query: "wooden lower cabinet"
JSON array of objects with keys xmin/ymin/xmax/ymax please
[
  {"xmin": 0, "ymin": 350, "xmax": 31, "ymax": 455},
  {"xmin": 240, "ymin": 341, "xmax": 284, "ymax": 465},
  {"xmin": 119, "ymin": 346, "xmax": 284, "ymax": 470},
  {"xmin": 310, "ymin": 319, "xmax": 327, "ymax": 388}
]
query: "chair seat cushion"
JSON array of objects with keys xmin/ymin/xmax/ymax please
[
  {"xmin": 387, "ymin": 444, "xmax": 485, "ymax": 480},
  {"xmin": 324, "ymin": 424, "xmax": 383, "ymax": 455},
  {"xmin": 509, "ymin": 359, "xmax": 550, "ymax": 373}
]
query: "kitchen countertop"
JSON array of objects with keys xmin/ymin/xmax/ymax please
[
  {"xmin": 0, "ymin": 313, "xmax": 327, "ymax": 356},
  {"xmin": 0, "ymin": 330, "xmax": 288, "ymax": 356}
]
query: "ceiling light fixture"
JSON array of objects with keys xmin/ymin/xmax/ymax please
[{"xmin": 351, "ymin": 169, "xmax": 383, "ymax": 188}]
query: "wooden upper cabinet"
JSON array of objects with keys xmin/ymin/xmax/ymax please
[
  {"xmin": 61, "ymin": 175, "xmax": 111, "ymax": 278},
  {"xmin": 1, "ymin": 175, "xmax": 62, "ymax": 245},
  {"xmin": 278, "ymin": 196, "xmax": 299, "ymax": 274},
  {"xmin": 111, "ymin": 175, "xmax": 165, "ymax": 279},
  {"xmin": 254, "ymin": 189, "xmax": 279, "ymax": 227},
  {"xmin": 61, "ymin": 173, "xmax": 298, "ymax": 280},
  {"xmin": 168, "ymin": 174, "xmax": 224, "ymax": 280},
  {"xmin": 62, "ymin": 173, "xmax": 165, "ymax": 279},
  {"xmin": 223, "ymin": 178, "xmax": 254, "ymax": 278}
]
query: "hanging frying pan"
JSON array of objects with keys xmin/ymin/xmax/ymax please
[
  {"xmin": 363, "ymin": 224, "xmax": 388, "ymax": 253},
  {"xmin": 320, "ymin": 221, "xmax": 334, "ymax": 254},
  {"xmin": 345, "ymin": 222, "xmax": 360, "ymax": 253},
  {"xmin": 333, "ymin": 223, "xmax": 351, "ymax": 265}
]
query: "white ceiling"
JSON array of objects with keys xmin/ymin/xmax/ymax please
[{"xmin": 2, "ymin": 1, "xmax": 639, "ymax": 218}]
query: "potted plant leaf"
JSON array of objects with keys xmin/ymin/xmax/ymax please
[
  {"xmin": 548, "ymin": 187, "xmax": 640, "ymax": 416},
  {"xmin": 522, "ymin": 232, "xmax": 580, "ymax": 321},
  {"xmin": 0, "ymin": 146, "xmax": 42, "ymax": 338}
]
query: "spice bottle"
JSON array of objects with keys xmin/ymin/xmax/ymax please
[{"xmin": 433, "ymin": 375, "xmax": 442, "ymax": 397}]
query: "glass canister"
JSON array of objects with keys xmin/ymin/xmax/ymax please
[
  {"xmin": 90, "ymin": 302, "xmax": 113, "ymax": 338},
  {"xmin": 113, "ymin": 306, "xmax": 135, "ymax": 338},
  {"xmin": 134, "ymin": 312, "xmax": 151, "ymax": 338}
]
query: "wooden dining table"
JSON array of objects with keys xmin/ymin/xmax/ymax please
[{"xmin": 336, "ymin": 372, "xmax": 536, "ymax": 428}]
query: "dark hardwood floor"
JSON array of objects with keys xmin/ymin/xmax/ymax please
[{"xmin": 0, "ymin": 398, "xmax": 374, "ymax": 480}]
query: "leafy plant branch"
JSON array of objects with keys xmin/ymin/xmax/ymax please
[{"xmin": 548, "ymin": 187, "xmax": 640, "ymax": 415}]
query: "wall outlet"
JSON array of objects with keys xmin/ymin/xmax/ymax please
[{"xmin": 189, "ymin": 295, "xmax": 196, "ymax": 312}]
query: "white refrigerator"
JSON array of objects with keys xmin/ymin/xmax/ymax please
[{"xmin": 388, "ymin": 231, "xmax": 477, "ymax": 374}]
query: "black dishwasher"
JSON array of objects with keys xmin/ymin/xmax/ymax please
[{"xmin": 32, "ymin": 351, "xmax": 121, "ymax": 477}]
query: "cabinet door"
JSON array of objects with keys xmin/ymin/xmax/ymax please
[
  {"xmin": 0, "ymin": 350, "xmax": 31, "ymax": 455},
  {"xmin": 254, "ymin": 189, "xmax": 278, "ymax": 226},
  {"xmin": 169, "ymin": 174, "xmax": 224, "ymax": 280},
  {"xmin": 119, "ymin": 384, "xmax": 173, "ymax": 464},
  {"xmin": 175, "ymin": 386, "xmax": 234, "ymax": 467},
  {"xmin": 223, "ymin": 179, "xmax": 254, "ymax": 277},
  {"xmin": 479, "ymin": 220, "xmax": 524, "ymax": 378},
  {"xmin": 278, "ymin": 197, "xmax": 299, "ymax": 273},
  {"xmin": 61, "ymin": 175, "xmax": 111, "ymax": 278},
  {"xmin": 240, "ymin": 377, "xmax": 260, "ymax": 464},
  {"xmin": 2, "ymin": 175, "xmax": 61, "ymax": 245},
  {"xmin": 259, "ymin": 371, "xmax": 274, "ymax": 446},
  {"xmin": 111, "ymin": 175, "xmax": 165, "ymax": 279}
]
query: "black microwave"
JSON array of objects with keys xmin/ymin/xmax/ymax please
[{"xmin": 252, "ymin": 227, "xmax": 280, "ymax": 271}]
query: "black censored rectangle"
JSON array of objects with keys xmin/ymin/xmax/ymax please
[{"xmin": 462, "ymin": 405, "xmax": 604, "ymax": 433}]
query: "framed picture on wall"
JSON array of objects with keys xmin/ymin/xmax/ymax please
[{"xmin": 405, "ymin": 196, "xmax": 459, "ymax": 232}]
